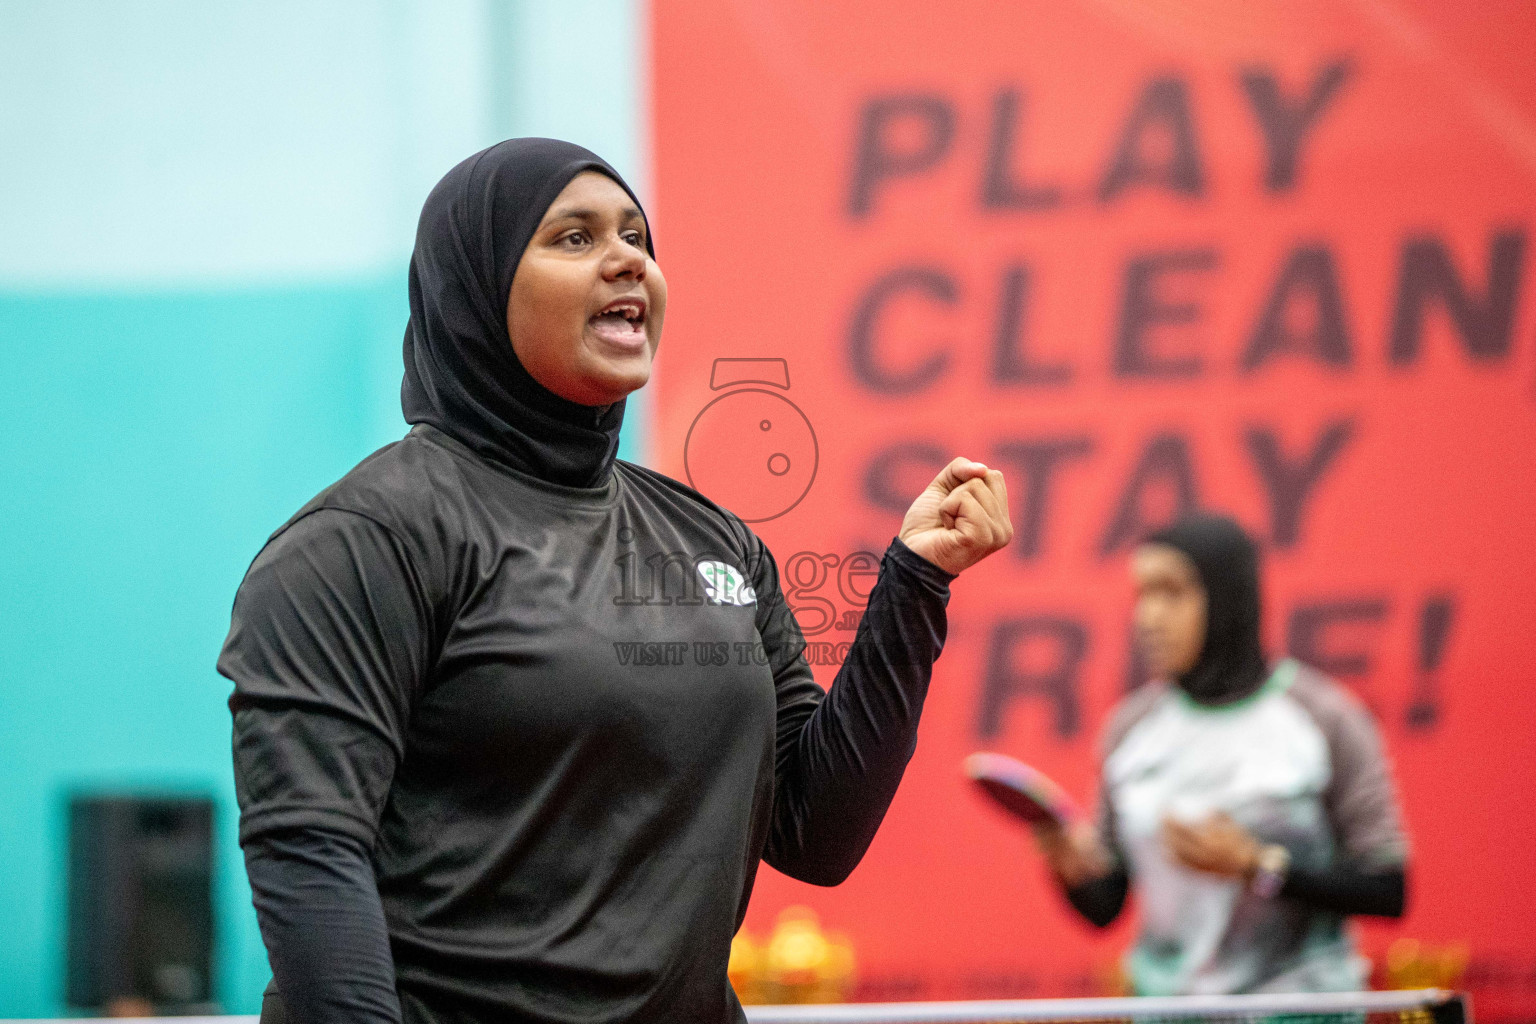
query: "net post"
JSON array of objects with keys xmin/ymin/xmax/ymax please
[{"xmin": 1429, "ymin": 992, "xmax": 1470, "ymax": 1024}]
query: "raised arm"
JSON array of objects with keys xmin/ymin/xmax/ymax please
[
  {"xmin": 760, "ymin": 535, "xmax": 956, "ymax": 884},
  {"xmin": 758, "ymin": 458, "xmax": 1011, "ymax": 884},
  {"xmin": 220, "ymin": 508, "xmax": 436, "ymax": 1024}
]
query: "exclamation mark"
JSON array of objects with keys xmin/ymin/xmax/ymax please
[{"xmin": 1406, "ymin": 594, "xmax": 1455, "ymax": 730}]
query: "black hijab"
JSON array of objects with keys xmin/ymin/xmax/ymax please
[
  {"xmin": 1144, "ymin": 514, "xmax": 1270, "ymax": 706},
  {"xmin": 401, "ymin": 138, "xmax": 654, "ymax": 488}
]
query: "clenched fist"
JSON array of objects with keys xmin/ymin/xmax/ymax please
[{"xmin": 898, "ymin": 457, "xmax": 1013, "ymax": 576}]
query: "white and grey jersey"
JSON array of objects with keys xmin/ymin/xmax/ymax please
[{"xmin": 1097, "ymin": 659, "xmax": 1409, "ymax": 996}]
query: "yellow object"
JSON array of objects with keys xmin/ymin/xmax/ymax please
[
  {"xmin": 731, "ymin": 906, "xmax": 857, "ymax": 1005},
  {"xmin": 1381, "ymin": 938, "xmax": 1470, "ymax": 990}
]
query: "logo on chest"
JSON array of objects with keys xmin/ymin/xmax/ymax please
[{"xmin": 696, "ymin": 561, "xmax": 758, "ymax": 607}]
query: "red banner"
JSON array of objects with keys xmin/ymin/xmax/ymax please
[{"xmin": 653, "ymin": 1, "xmax": 1536, "ymax": 1014}]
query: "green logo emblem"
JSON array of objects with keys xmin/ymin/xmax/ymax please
[{"xmin": 697, "ymin": 561, "xmax": 757, "ymax": 607}]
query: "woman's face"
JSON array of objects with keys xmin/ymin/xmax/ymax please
[
  {"xmin": 507, "ymin": 171, "xmax": 667, "ymax": 406},
  {"xmin": 1131, "ymin": 543, "xmax": 1207, "ymax": 679}
]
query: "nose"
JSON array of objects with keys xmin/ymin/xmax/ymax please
[{"xmin": 602, "ymin": 236, "xmax": 647, "ymax": 282}]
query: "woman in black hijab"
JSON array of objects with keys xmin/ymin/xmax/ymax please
[
  {"xmin": 1138, "ymin": 515, "xmax": 1270, "ymax": 706},
  {"xmin": 220, "ymin": 138, "xmax": 1012, "ymax": 1023},
  {"xmin": 1029, "ymin": 513, "xmax": 1410, "ymax": 994}
]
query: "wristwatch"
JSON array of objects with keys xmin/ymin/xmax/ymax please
[{"xmin": 1249, "ymin": 843, "xmax": 1291, "ymax": 899}]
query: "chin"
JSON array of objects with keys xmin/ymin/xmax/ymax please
[{"xmin": 579, "ymin": 358, "xmax": 651, "ymax": 404}]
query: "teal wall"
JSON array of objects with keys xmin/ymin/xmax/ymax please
[{"xmin": 0, "ymin": 3, "xmax": 646, "ymax": 1016}]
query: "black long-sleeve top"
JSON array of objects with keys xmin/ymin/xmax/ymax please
[{"xmin": 220, "ymin": 422, "xmax": 956, "ymax": 1024}]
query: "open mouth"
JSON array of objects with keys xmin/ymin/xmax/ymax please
[{"xmin": 589, "ymin": 297, "xmax": 647, "ymax": 346}]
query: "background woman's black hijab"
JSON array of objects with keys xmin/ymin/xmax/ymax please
[
  {"xmin": 401, "ymin": 138, "xmax": 654, "ymax": 488},
  {"xmin": 1144, "ymin": 513, "xmax": 1270, "ymax": 705}
]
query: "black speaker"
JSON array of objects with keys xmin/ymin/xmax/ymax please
[{"xmin": 66, "ymin": 793, "xmax": 217, "ymax": 1013}]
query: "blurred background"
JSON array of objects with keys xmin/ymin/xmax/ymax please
[
  {"xmin": 2, "ymin": 0, "xmax": 1534, "ymax": 1019},
  {"xmin": 0, "ymin": 1, "xmax": 645, "ymax": 1015}
]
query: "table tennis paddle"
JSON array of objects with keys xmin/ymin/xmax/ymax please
[{"xmin": 963, "ymin": 751, "xmax": 1081, "ymax": 829}]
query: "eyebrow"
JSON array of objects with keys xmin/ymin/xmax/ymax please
[{"xmin": 544, "ymin": 205, "xmax": 645, "ymax": 224}]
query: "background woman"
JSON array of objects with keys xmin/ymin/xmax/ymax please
[
  {"xmin": 1032, "ymin": 513, "xmax": 1408, "ymax": 994},
  {"xmin": 219, "ymin": 138, "xmax": 1011, "ymax": 1023}
]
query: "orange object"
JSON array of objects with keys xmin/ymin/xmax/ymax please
[{"xmin": 759, "ymin": 907, "xmax": 857, "ymax": 1004}]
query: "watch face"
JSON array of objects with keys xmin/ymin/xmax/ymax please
[
  {"xmin": 684, "ymin": 388, "xmax": 818, "ymax": 522},
  {"xmin": 1250, "ymin": 844, "xmax": 1290, "ymax": 898}
]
